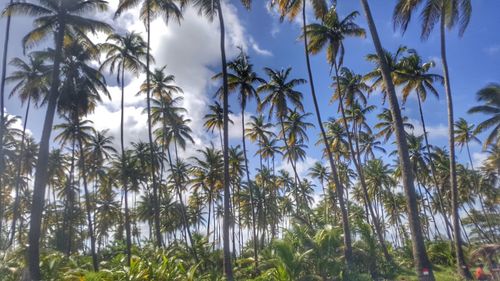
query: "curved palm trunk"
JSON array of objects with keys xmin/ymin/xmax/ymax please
[
  {"xmin": 0, "ymin": 0, "xmax": 14, "ymax": 238},
  {"xmin": 76, "ymin": 118, "xmax": 99, "ymax": 272},
  {"xmin": 9, "ymin": 96, "xmax": 31, "ymax": 247},
  {"xmin": 300, "ymin": 1, "xmax": 352, "ymax": 264},
  {"xmin": 144, "ymin": 0, "xmax": 162, "ymax": 248},
  {"xmin": 439, "ymin": 11, "xmax": 473, "ymax": 280},
  {"xmin": 240, "ymin": 108, "xmax": 259, "ymax": 270},
  {"xmin": 120, "ymin": 67, "xmax": 132, "ymax": 266},
  {"xmin": 359, "ymin": 1, "xmax": 434, "ymax": 280},
  {"xmin": 216, "ymin": 3, "xmax": 234, "ymax": 279},
  {"xmin": 334, "ymin": 63, "xmax": 392, "ymax": 263},
  {"xmin": 416, "ymin": 92, "xmax": 453, "ymax": 240},
  {"xmin": 28, "ymin": 25, "xmax": 65, "ymax": 280}
]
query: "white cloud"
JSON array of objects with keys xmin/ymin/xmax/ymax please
[
  {"xmin": 87, "ymin": 2, "xmax": 255, "ymax": 156},
  {"xmin": 484, "ymin": 44, "xmax": 500, "ymax": 56},
  {"xmin": 249, "ymin": 37, "xmax": 273, "ymax": 56},
  {"xmin": 472, "ymin": 152, "xmax": 488, "ymax": 169},
  {"xmin": 409, "ymin": 119, "xmax": 449, "ymax": 139},
  {"xmin": 277, "ymin": 156, "xmax": 318, "ymax": 179}
]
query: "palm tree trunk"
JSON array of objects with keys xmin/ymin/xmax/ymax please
[
  {"xmin": 168, "ymin": 145, "xmax": 198, "ymax": 261},
  {"xmin": 240, "ymin": 108, "xmax": 259, "ymax": 270},
  {"xmin": 0, "ymin": 1, "xmax": 14, "ymax": 222},
  {"xmin": 334, "ymin": 62, "xmax": 392, "ymax": 263},
  {"xmin": 416, "ymin": 92, "xmax": 453, "ymax": 240},
  {"xmin": 300, "ymin": 0, "xmax": 352, "ymax": 265},
  {"xmin": 144, "ymin": 0, "xmax": 162, "ymax": 248},
  {"xmin": 28, "ymin": 24, "xmax": 65, "ymax": 281},
  {"xmin": 76, "ymin": 120, "xmax": 99, "ymax": 272},
  {"xmin": 65, "ymin": 140, "xmax": 77, "ymax": 257},
  {"xmin": 9, "ymin": 96, "xmax": 31, "ymax": 247},
  {"xmin": 120, "ymin": 66, "xmax": 132, "ymax": 266},
  {"xmin": 359, "ymin": 1, "xmax": 434, "ymax": 279},
  {"xmin": 278, "ymin": 116, "xmax": 302, "ymax": 186},
  {"xmin": 216, "ymin": 2, "xmax": 234, "ymax": 279},
  {"xmin": 439, "ymin": 10, "xmax": 473, "ymax": 280}
]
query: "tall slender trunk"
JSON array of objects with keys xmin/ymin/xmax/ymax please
[
  {"xmin": 359, "ymin": 1, "xmax": 434, "ymax": 279},
  {"xmin": 76, "ymin": 117, "xmax": 99, "ymax": 272},
  {"xmin": 416, "ymin": 92, "xmax": 453, "ymax": 240},
  {"xmin": 217, "ymin": 2, "xmax": 234, "ymax": 279},
  {"xmin": 465, "ymin": 142, "xmax": 495, "ymax": 238},
  {"xmin": 300, "ymin": 0, "xmax": 352, "ymax": 264},
  {"xmin": 120, "ymin": 66, "xmax": 132, "ymax": 266},
  {"xmin": 65, "ymin": 140, "xmax": 77, "ymax": 257},
  {"xmin": 28, "ymin": 24, "xmax": 65, "ymax": 281},
  {"xmin": 278, "ymin": 117, "xmax": 302, "ymax": 186},
  {"xmin": 240, "ymin": 108, "xmax": 259, "ymax": 270},
  {"xmin": 0, "ymin": 0, "xmax": 14, "ymax": 239},
  {"xmin": 9, "ymin": 96, "xmax": 30, "ymax": 247},
  {"xmin": 439, "ymin": 10, "xmax": 473, "ymax": 280},
  {"xmin": 334, "ymin": 62, "xmax": 392, "ymax": 263},
  {"xmin": 169, "ymin": 145, "xmax": 198, "ymax": 261},
  {"xmin": 145, "ymin": 0, "xmax": 162, "ymax": 248}
]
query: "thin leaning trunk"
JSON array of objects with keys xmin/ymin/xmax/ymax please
[
  {"xmin": 121, "ymin": 66, "xmax": 132, "ymax": 266},
  {"xmin": 145, "ymin": 0, "xmax": 162, "ymax": 248},
  {"xmin": 300, "ymin": 0, "xmax": 352, "ymax": 264},
  {"xmin": 217, "ymin": 2, "xmax": 234, "ymax": 279},
  {"xmin": 28, "ymin": 25, "xmax": 65, "ymax": 281},
  {"xmin": 359, "ymin": 1, "xmax": 434, "ymax": 280},
  {"xmin": 241, "ymin": 108, "xmax": 259, "ymax": 270},
  {"xmin": 334, "ymin": 62, "xmax": 392, "ymax": 264},
  {"xmin": 416, "ymin": 92, "xmax": 453, "ymax": 240},
  {"xmin": 77, "ymin": 120, "xmax": 99, "ymax": 272},
  {"xmin": 0, "ymin": 0, "xmax": 14, "ymax": 239},
  {"xmin": 439, "ymin": 11, "xmax": 473, "ymax": 279},
  {"xmin": 9, "ymin": 96, "xmax": 31, "ymax": 247}
]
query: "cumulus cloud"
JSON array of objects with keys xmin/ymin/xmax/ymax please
[
  {"xmin": 86, "ymin": 1, "xmax": 266, "ymax": 156},
  {"xmin": 409, "ymin": 119, "xmax": 448, "ymax": 139}
]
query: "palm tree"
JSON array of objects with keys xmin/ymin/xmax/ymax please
[
  {"xmin": 468, "ymin": 84, "xmax": 500, "ymax": 148},
  {"xmin": 374, "ymin": 108, "xmax": 414, "ymax": 143},
  {"xmin": 137, "ymin": 65, "xmax": 182, "ymax": 249},
  {"xmin": 56, "ymin": 36, "xmax": 110, "ymax": 272},
  {"xmin": 204, "ymin": 101, "xmax": 233, "ymax": 149},
  {"xmin": 331, "ymin": 67, "xmax": 392, "ymax": 262},
  {"xmin": 258, "ymin": 67, "xmax": 305, "ymax": 185},
  {"xmin": 115, "ymin": 0, "xmax": 183, "ymax": 248},
  {"xmin": 359, "ymin": 0, "xmax": 434, "ymax": 279},
  {"xmin": 275, "ymin": 0, "xmax": 357, "ymax": 264},
  {"xmin": 3, "ymin": 1, "xmax": 112, "ymax": 277},
  {"xmin": 5, "ymin": 53, "xmax": 49, "ymax": 246},
  {"xmin": 213, "ymin": 50, "xmax": 264, "ymax": 267},
  {"xmin": 99, "ymin": 31, "xmax": 148, "ymax": 263},
  {"xmin": 455, "ymin": 118, "xmax": 481, "ymax": 169},
  {"xmin": 393, "ymin": 0, "xmax": 473, "ymax": 278},
  {"xmin": 190, "ymin": 0, "xmax": 253, "ymax": 276}
]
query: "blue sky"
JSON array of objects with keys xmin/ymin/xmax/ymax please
[{"xmin": 1, "ymin": 0, "xmax": 500, "ymax": 179}]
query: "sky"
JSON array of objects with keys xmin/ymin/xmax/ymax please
[{"xmin": 1, "ymin": 0, "xmax": 500, "ymax": 184}]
